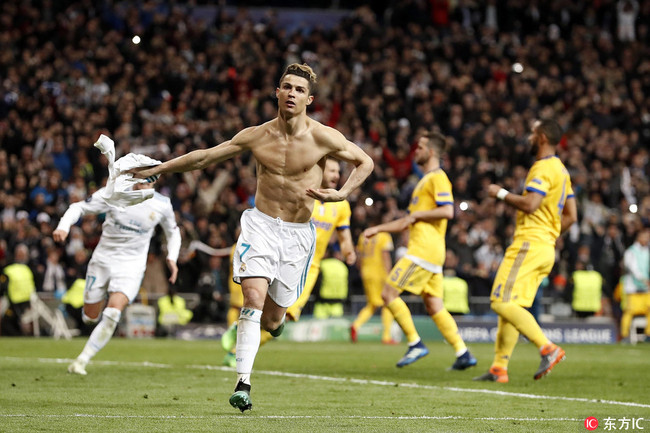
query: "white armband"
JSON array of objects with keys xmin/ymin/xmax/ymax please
[{"xmin": 496, "ymin": 188, "xmax": 510, "ymax": 201}]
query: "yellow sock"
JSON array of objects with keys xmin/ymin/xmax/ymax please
[
  {"xmin": 259, "ymin": 330, "xmax": 273, "ymax": 346},
  {"xmin": 491, "ymin": 302, "xmax": 549, "ymax": 348},
  {"xmin": 620, "ymin": 310, "xmax": 633, "ymax": 338},
  {"xmin": 227, "ymin": 307, "xmax": 240, "ymax": 328},
  {"xmin": 381, "ymin": 307, "xmax": 394, "ymax": 342},
  {"xmin": 492, "ymin": 316, "xmax": 519, "ymax": 369},
  {"xmin": 352, "ymin": 304, "xmax": 376, "ymax": 330},
  {"xmin": 431, "ymin": 309, "xmax": 466, "ymax": 354},
  {"xmin": 646, "ymin": 312, "xmax": 650, "ymax": 335},
  {"xmin": 386, "ymin": 298, "xmax": 420, "ymax": 344}
]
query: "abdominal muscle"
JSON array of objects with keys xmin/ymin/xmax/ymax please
[{"xmin": 254, "ymin": 169, "xmax": 319, "ymax": 223}]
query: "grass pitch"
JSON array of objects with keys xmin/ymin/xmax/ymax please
[{"xmin": 1, "ymin": 337, "xmax": 649, "ymax": 432}]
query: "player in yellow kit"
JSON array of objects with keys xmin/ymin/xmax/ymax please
[
  {"xmin": 474, "ymin": 118, "xmax": 577, "ymax": 383},
  {"xmin": 285, "ymin": 157, "xmax": 356, "ymax": 321},
  {"xmin": 351, "ymin": 224, "xmax": 396, "ymax": 344},
  {"xmin": 364, "ymin": 131, "xmax": 476, "ymax": 369}
]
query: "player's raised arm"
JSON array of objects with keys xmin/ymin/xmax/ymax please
[
  {"xmin": 131, "ymin": 127, "xmax": 256, "ymax": 179},
  {"xmin": 307, "ymin": 127, "xmax": 374, "ymax": 202}
]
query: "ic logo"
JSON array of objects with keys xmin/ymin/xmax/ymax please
[{"xmin": 585, "ymin": 417, "xmax": 598, "ymax": 431}]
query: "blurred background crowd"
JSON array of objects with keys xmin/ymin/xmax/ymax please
[{"xmin": 1, "ymin": 0, "xmax": 649, "ymax": 332}]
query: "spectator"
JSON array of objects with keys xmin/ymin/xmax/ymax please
[
  {"xmin": 0, "ymin": 244, "xmax": 36, "ymax": 336},
  {"xmin": 620, "ymin": 227, "xmax": 650, "ymax": 342}
]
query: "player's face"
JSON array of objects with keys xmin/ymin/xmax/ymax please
[
  {"xmin": 322, "ymin": 159, "xmax": 340, "ymax": 188},
  {"xmin": 414, "ymin": 137, "xmax": 431, "ymax": 165},
  {"xmin": 276, "ymin": 74, "xmax": 313, "ymax": 115},
  {"xmin": 528, "ymin": 121, "xmax": 542, "ymax": 156}
]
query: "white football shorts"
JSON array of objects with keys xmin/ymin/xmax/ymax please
[
  {"xmin": 233, "ymin": 207, "xmax": 316, "ymax": 307},
  {"xmin": 84, "ymin": 259, "xmax": 145, "ymax": 304}
]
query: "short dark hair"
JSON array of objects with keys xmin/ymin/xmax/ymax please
[
  {"xmin": 422, "ymin": 131, "xmax": 448, "ymax": 155},
  {"xmin": 280, "ymin": 63, "xmax": 317, "ymax": 93},
  {"xmin": 537, "ymin": 118, "xmax": 563, "ymax": 146}
]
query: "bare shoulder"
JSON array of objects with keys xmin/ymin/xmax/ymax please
[
  {"xmin": 310, "ymin": 119, "xmax": 347, "ymax": 151},
  {"xmin": 233, "ymin": 120, "xmax": 277, "ymax": 148}
]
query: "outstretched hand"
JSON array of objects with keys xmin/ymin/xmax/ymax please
[
  {"xmin": 127, "ymin": 166, "xmax": 160, "ymax": 182},
  {"xmin": 306, "ymin": 188, "xmax": 344, "ymax": 202}
]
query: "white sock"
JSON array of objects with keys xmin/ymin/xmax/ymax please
[
  {"xmin": 235, "ymin": 308, "xmax": 262, "ymax": 386},
  {"xmin": 78, "ymin": 307, "xmax": 121, "ymax": 364},
  {"xmin": 455, "ymin": 348, "xmax": 468, "ymax": 357}
]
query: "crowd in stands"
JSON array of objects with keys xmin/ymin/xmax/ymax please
[{"xmin": 1, "ymin": 0, "xmax": 649, "ymax": 328}]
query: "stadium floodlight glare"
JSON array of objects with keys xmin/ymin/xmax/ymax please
[
  {"xmin": 132, "ymin": 35, "xmax": 141, "ymax": 45},
  {"xmin": 365, "ymin": 197, "xmax": 373, "ymax": 207}
]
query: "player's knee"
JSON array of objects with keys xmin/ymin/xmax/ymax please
[
  {"xmin": 424, "ymin": 296, "xmax": 444, "ymax": 315},
  {"xmin": 102, "ymin": 307, "xmax": 122, "ymax": 324},
  {"xmin": 82, "ymin": 311, "xmax": 100, "ymax": 325}
]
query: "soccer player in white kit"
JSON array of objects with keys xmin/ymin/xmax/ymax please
[{"xmin": 53, "ymin": 182, "xmax": 181, "ymax": 375}]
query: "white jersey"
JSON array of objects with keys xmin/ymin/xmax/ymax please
[{"xmin": 56, "ymin": 188, "xmax": 181, "ymax": 269}]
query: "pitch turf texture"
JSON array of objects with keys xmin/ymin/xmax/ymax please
[{"xmin": 1, "ymin": 338, "xmax": 648, "ymax": 432}]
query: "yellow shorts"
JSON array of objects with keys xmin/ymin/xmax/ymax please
[
  {"xmin": 361, "ymin": 275, "xmax": 386, "ymax": 307},
  {"xmin": 386, "ymin": 257, "xmax": 443, "ymax": 298},
  {"xmin": 491, "ymin": 239, "xmax": 554, "ymax": 307},
  {"xmin": 229, "ymin": 281, "xmax": 243, "ymax": 309},
  {"xmin": 624, "ymin": 293, "xmax": 650, "ymax": 315}
]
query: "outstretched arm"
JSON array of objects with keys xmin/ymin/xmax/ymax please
[
  {"xmin": 131, "ymin": 126, "xmax": 256, "ymax": 179},
  {"xmin": 53, "ymin": 191, "xmax": 111, "ymax": 242},
  {"xmin": 363, "ymin": 215, "xmax": 414, "ymax": 238}
]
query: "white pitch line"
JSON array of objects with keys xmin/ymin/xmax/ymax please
[
  {"xmin": 0, "ymin": 414, "xmax": 583, "ymax": 421},
  {"xmin": 3, "ymin": 356, "xmax": 650, "ymax": 409}
]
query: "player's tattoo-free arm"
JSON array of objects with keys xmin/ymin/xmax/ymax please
[
  {"xmin": 488, "ymin": 183, "xmax": 543, "ymax": 214},
  {"xmin": 307, "ymin": 132, "xmax": 374, "ymax": 202},
  {"xmin": 131, "ymin": 127, "xmax": 255, "ymax": 179},
  {"xmin": 410, "ymin": 204, "xmax": 454, "ymax": 223},
  {"xmin": 363, "ymin": 215, "xmax": 414, "ymax": 238},
  {"xmin": 337, "ymin": 228, "xmax": 357, "ymax": 265},
  {"xmin": 560, "ymin": 196, "xmax": 578, "ymax": 234}
]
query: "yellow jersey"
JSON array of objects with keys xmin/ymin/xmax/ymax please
[
  {"xmin": 310, "ymin": 199, "xmax": 351, "ymax": 266},
  {"xmin": 406, "ymin": 168, "xmax": 453, "ymax": 267},
  {"xmin": 514, "ymin": 155, "xmax": 574, "ymax": 245},
  {"xmin": 357, "ymin": 232, "xmax": 394, "ymax": 280}
]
